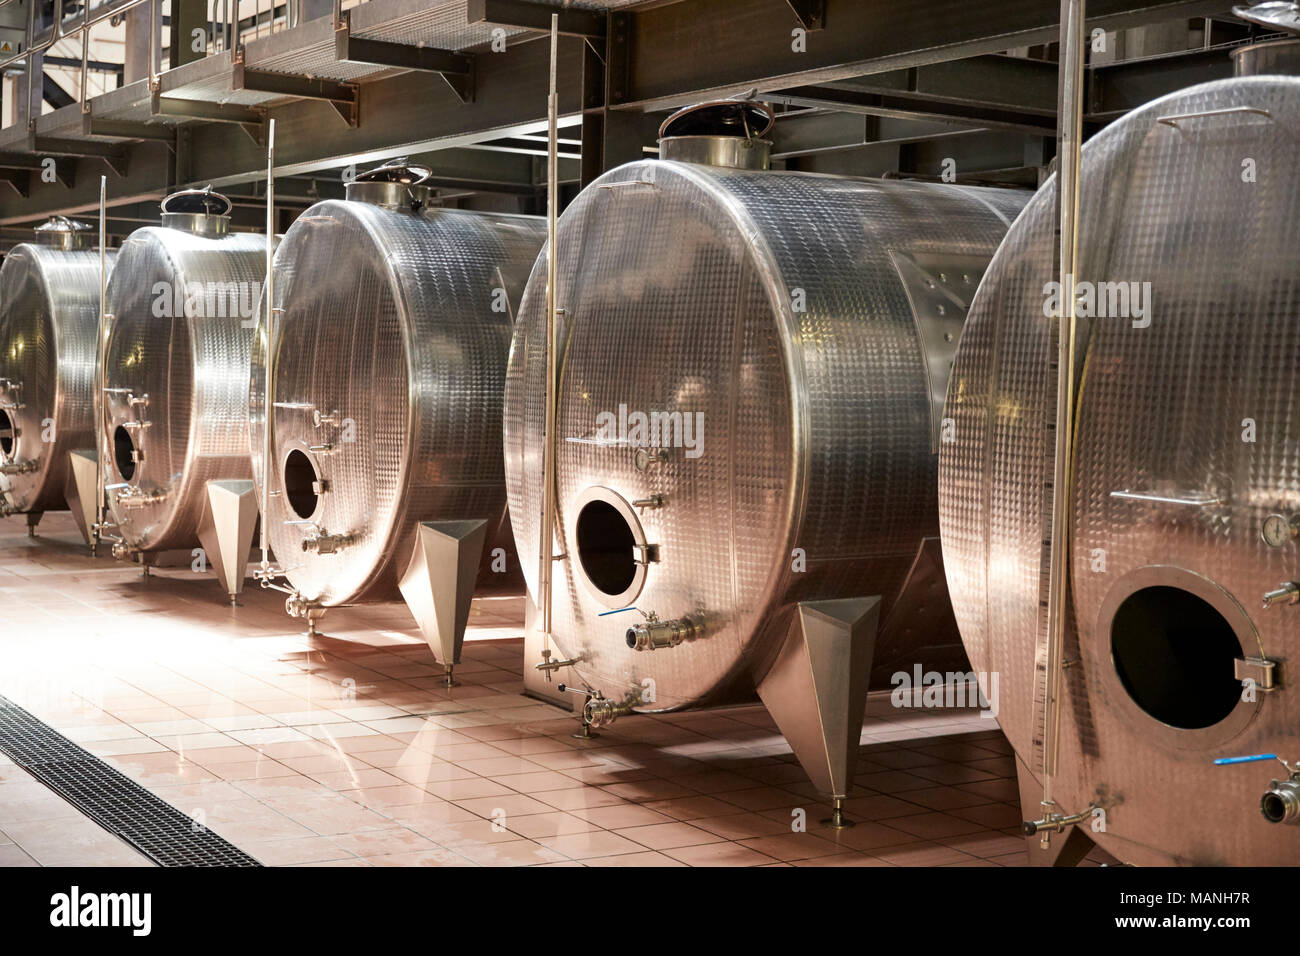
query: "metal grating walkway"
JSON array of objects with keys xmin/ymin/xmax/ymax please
[{"xmin": 0, "ymin": 695, "xmax": 261, "ymax": 867}]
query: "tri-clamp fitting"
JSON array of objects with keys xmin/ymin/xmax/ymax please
[
  {"xmin": 301, "ymin": 527, "xmax": 356, "ymax": 554},
  {"xmin": 626, "ymin": 613, "xmax": 702, "ymax": 651},
  {"xmin": 114, "ymin": 485, "xmax": 167, "ymax": 509},
  {"xmin": 0, "ymin": 459, "xmax": 37, "ymax": 476}
]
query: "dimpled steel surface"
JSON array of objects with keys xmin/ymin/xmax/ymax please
[
  {"xmin": 249, "ymin": 200, "xmax": 544, "ymax": 606},
  {"xmin": 505, "ymin": 159, "xmax": 1027, "ymax": 712},
  {"xmin": 103, "ymin": 226, "xmax": 266, "ymax": 552},
  {"xmin": 0, "ymin": 244, "xmax": 113, "ymax": 513},
  {"xmin": 939, "ymin": 77, "xmax": 1300, "ymax": 865}
]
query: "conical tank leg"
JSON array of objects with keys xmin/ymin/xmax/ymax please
[
  {"xmin": 398, "ymin": 519, "xmax": 488, "ymax": 671},
  {"xmin": 756, "ymin": 597, "xmax": 881, "ymax": 826},
  {"xmin": 196, "ymin": 479, "xmax": 259, "ymax": 604},
  {"xmin": 64, "ymin": 449, "xmax": 99, "ymax": 549}
]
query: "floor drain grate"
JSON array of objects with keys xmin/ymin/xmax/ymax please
[{"xmin": 0, "ymin": 695, "xmax": 261, "ymax": 867}]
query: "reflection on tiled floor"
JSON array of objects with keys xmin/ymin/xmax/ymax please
[{"xmin": 0, "ymin": 512, "xmax": 1109, "ymax": 867}]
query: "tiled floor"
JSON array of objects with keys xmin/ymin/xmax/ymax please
[{"xmin": 0, "ymin": 511, "xmax": 1110, "ymax": 867}]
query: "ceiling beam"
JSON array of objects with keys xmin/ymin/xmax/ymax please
[
  {"xmin": 768, "ymin": 84, "xmax": 1059, "ymax": 135},
  {"xmin": 1089, "ymin": 45, "xmax": 1234, "ymax": 117},
  {"xmin": 613, "ymin": 0, "xmax": 1231, "ymax": 111}
]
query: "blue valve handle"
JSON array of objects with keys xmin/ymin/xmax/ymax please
[
  {"xmin": 598, "ymin": 606, "xmax": 638, "ymax": 617},
  {"xmin": 1214, "ymin": 753, "xmax": 1278, "ymax": 765}
]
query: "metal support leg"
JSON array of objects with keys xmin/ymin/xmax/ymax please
[
  {"xmin": 756, "ymin": 597, "xmax": 881, "ymax": 828},
  {"xmin": 398, "ymin": 519, "xmax": 488, "ymax": 675},
  {"xmin": 196, "ymin": 479, "xmax": 259, "ymax": 605},
  {"xmin": 64, "ymin": 449, "xmax": 99, "ymax": 550}
]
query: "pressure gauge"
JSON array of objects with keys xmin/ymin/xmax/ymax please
[{"xmin": 1261, "ymin": 513, "xmax": 1300, "ymax": 549}]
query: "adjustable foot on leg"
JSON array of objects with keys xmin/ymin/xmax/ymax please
[{"xmin": 821, "ymin": 796, "xmax": 855, "ymax": 830}]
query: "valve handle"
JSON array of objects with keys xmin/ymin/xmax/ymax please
[{"xmin": 1214, "ymin": 753, "xmax": 1278, "ymax": 766}]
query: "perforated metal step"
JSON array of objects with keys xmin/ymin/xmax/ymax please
[{"xmin": 0, "ymin": 695, "xmax": 261, "ymax": 867}]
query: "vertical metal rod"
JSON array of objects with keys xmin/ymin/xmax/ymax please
[
  {"xmin": 20, "ymin": 0, "xmax": 36, "ymax": 128},
  {"xmin": 93, "ymin": 174, "xmax": 107, "ymax": 554},
  {"xmin": 79, "ymin": 25, "xmax": 88, "ymax": 104},
  {"xmin": 149, "ymin": 0, "xmax": 159, "ymax": 82},
  {"xmin": 539, "ymin": 14, "xmax": 560, "ymax": 647},
  {"xmin": 1041, "ymin": 0, "xmax": 1086, "ymax": 833},
  {"xmin": 260, "ymin": 117, "xmax": 276, "ymax": 570}
]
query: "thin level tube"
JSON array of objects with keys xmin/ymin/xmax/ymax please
[
  {"xmin": 260, "ymin": 119, "xmax": 277, "ymax": 570},
  {"xmin": 539, "ymin": 15, "xmax": 560, "ymax": 647},
  {"xmin": 1041, "ymin": 0, "xmax": 1087, "ymax": 823}
]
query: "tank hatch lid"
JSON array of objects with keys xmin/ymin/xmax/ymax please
[
  {"xmin": 1233, "ymin": 2, "xmax": 1300, "ymax": 34},
  {"xmin": 33, "ymin": 215, "xmax": 95, "ymax": 249},
  {"xmin": 161, "ymin": 186, "xmax": 232, "ymax": 237},
  {"xmin": 345, "ymin": 158, "xmax": 434, "ymax": 209},
  {"xmin": 657, "ymin": 100, "xmax": 775, "ymax": 170},
  {"xmin": 658, "ymin": 100, "xmax": 775, "ymax": 140}
]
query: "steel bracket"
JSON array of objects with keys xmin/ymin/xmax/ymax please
[
  {"xmin": 0, "ymin": 169, "xmax": 31, "ymax": 197},
  {"xmin": 81, "ymin": 107, "xmax": 178, "ymax": 149},
  {"xmin": 233, "ymin": 63, "xmax": 360, "ymax": 127},
  {"xmin": 334, "ymin": 10, "xmax": 474, "ymax": 104},
  {"xmin": 150, "ymin": 90, "xmax": 267, "ymax": 145},
  {"xmin": 785, "ymin": 0, "xmax": 825, "ymax": 31},
  {"xmin": 31, "ymin": 135, "xmax": 129, "ymax": 177},
  {"xmin": 1, "ymin": 145, "xmax": 74, "ymax": 188}
]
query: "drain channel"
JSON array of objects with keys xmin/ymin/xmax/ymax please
[{"xmin": 0, "ymin": 694, "xmax": 261, "ymax": 867}]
